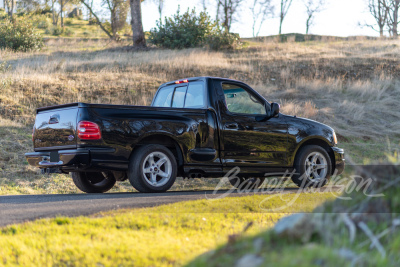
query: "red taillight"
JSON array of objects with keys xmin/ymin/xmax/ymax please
[
  {"xmin": 78, "ymin": 121, "xmax": 101, "ymax": 140},
  {"xmin": 175, "ymin": 79, "xmax": 189, "ymax": 84}
]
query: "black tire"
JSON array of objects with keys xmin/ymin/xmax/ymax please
[
  {"xmin": 71, "ymin": 172, "xmax": 116, "ymax": 193},
  {"xmin": 228, "ymin": 177, "xmax": 266, "ymax": 190},
  {"xmin": 292, "ymin": 145, "xmax": 332, "ymax": 188},
  {"xmin": 128, "ymin": 144, "xmax": 177, "ymax": 193}
]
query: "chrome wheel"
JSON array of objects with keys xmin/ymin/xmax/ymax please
[
  {"xmin": 305, "ymin": 152, "xmax": 328, "ymax": 182},
  {"xmin": 142, "ymin": 151, "xmax": 172, "ymax": 187}
]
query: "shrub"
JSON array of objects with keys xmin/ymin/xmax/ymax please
[
  {"xmin": 65, "ymin": 18, "xmax": 73, "ymax": 26},
  {"xmin": 206, "ymin": 29, "xmax": 242, "ymax": 50},
  {"xmin": 51, "ymin": 27, "xmax": 63, "ymax": 36},
  {"xmin": 149, "ymin": 8, "xmax": 216, "ymax": 49},
  {"xmin": 149, "ymin": 8, "xmax": 241, "ymax": 50},
  {"xmin": 37, "ymin": 20, "xmax": 51, "ymax": 29},
  {"xmin": 0, "ymin": 20, "xmax": 44, "ymax": 52},
  {"xmin": 88, "ymin": 17, "xmax": 97, "ymax": 25},
  {"xmin": 0, "ymin": 61, "xmax": 12, "ymax": 91},
  {"xmin": 64, "ymin": 27, "xmax": 74, "ymax": 36}
]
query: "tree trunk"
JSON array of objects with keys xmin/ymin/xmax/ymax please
[
  {"xmin": 130, "ymin": 0, "xmax": 146, "ymax": 47},
  {"xmin": 111, "ymin": 8, "xmax": 117, "ymax": 37},
  {"xmin": 306, "ymin": 15, "xmax": 311, "ymax": 35},
  {"xmin": 380, "ymin": 27, "xmax": 384, "ymax": 37},
  {"xmin": 61, "ymin": 0, "xmax": 64, "ymax": 28},
  {"xmin": 5, "ymin": 0, "xmax": 14, "ymax": 21},
  {"xmin": 393, "ymin": 0, "xmax": 399, "ymax": 38},
  {"xmin": 52, "ymin": 1, "xmax": 56, "ymax": 25}
]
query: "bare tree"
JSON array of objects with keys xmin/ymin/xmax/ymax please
[
  {"xmin": 153, "ymin": 0, "xmax": 164, "ymax": 22},
  {"xmin": 303, "ymin": 0, "xmax": 325, "ymax": 35},
  {"xmin": 4, "ymin": 0, "xmax": 15, "ymax": 21},
  {"xmin": 200, "ymin": 0, "xmax": 207, "ymax": 10},
  {"xmin": 216, "ymin": 0, "xmax": 244, "ymax": 32},
  {"xmin": 278, "ymin": 0, "xmax": 293, "ymax": 34},
  {"xmin": 103, "ymin": 0, "xmax": 130, "ymax": 37},
  {"xmin": 51, "ymin": 0, "xmax": 59, "ymax": 25},
  {"xmin": 365, "ymin": 0, "xmax": 389, "ymax": 37},
  {"xmin": 59, "ymin": 0, "xmax": 71, "ymax": 27},
  {"xmin": 384, "ymin": 0, "xmax": 400, "ymax": 38},
  {"xmin": 86, "ymin": 0, "xmax": 95, "ymax": 20},
  {"xmin": 130, "ymin": 0, "xmax": 146, "ymax": 47},
  {"xmin": 249, "ymin": 0, "xmax": 274, "ymax": 37},
  {"xmin": 79, "ymin": 0, "xmax": 114, "ymax": 38}
]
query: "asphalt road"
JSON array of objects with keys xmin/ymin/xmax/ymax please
[{"xmin": 0, "ymin": 186, "xmax": 341, "ymax": 227}]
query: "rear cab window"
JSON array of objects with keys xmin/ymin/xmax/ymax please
[{"xmin": 152, "ymin": 81, "xmax": 206, "ymax": 109}]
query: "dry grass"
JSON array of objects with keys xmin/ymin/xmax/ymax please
[{"xmin": 1, "ymin": 38, "xmax": 400, "ymax": 194}]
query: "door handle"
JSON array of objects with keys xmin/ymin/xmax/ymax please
[{"xmin": 225, "ymin": 123, "xmax": 238, "ymax": 129}]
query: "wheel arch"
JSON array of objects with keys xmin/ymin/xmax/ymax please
[
  {"xmin": 291, "ymin": 137, "xmax": 335, "ymax": 173},
  {"xmin": 130, "ymin": 134, "xmax": 184, "ymax": 175}
]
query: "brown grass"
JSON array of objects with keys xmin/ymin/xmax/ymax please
[{"xmin": 1, "ymin": 38, "xmax": 400, "ymax": 194}]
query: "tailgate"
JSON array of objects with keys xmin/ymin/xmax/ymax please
[{"xmin": 33, "ymin": 105, "xmax": 78, "ymax": 150}]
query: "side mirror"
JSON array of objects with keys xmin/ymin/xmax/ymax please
[
  {"xmin": 271, "ymin": 102, "xmax": 280, "ymax": 117},
  {"xmin": 255, "ymin": 102, "xmax": 280, "ymax": 122}
]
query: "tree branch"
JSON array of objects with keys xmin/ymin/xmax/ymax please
[{"xmin": 79, "ymin": 0, "xmax": 114, "ymax": 39}]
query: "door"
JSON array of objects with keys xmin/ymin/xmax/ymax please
[{"xmin": 218, "ymin": 83, "xmax": 288, "ymax": 169}]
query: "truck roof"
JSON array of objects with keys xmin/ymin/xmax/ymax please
[{"xmin": 159, "ymin": 76, "xmax": 244, "ymax": 88}]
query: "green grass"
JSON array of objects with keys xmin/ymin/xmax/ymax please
[
  {"xmin": 188, "ymin": 164, "xmax": 400, "ymax": 267},
  {"xmin": 0, "ymin": 193, "xmax": 336, "ymax": 266},
  {"xmin": 34, "ymin": 17, "xmax": 131, "ymax": 39}
]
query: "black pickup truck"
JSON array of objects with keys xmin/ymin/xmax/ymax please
[{"xmin": 26, "ymin": 77, "xmax": 345, "ymax": 193}]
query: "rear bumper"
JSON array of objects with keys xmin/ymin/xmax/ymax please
[
  {"xmin": 332, "ymin": 146, "xmax": 345, "ymax": 175},
  {"xmin": 25, "ymin": 147, "xmax": 116, "ymax": 171}
]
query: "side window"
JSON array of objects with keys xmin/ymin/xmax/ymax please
[
  {"xmin": 153, "ymin": 82, "xmax": 205, "ymax": 108},
  {"xmin": 184, "ymin": 82, "xmax": 205, "ymax": 108},
  {"xmin": 222, "ymin": 83, "xmax": 266, "ymax": 115},
  {"xmin": 153, "ymin": 86, "xmax": 174, "ymax": 107}
]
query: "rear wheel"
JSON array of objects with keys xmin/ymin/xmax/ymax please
[
  {"xmin": 71, "ymin": 172, "xmax": 116, "ymax": 193},
  {"xmin": 128, "ymin": 144, "xmax": 177, "ymax": 193},
  {"xmin": 292, "ymin": 145, "xmax": 332, "ymax": 188},
  {"xmin": 228, "ymin": 177, "xmax": 265, "ymax": 190}
]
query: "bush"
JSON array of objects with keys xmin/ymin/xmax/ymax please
[
  {"xmin": 88, "ymin": 17, "xmax": 97, "ymax": 25},
  {"xmin": 82, "ymin": 31, "xmax": 91, "ymax": 37},
  {"xmin": 149, "ymin": 8, "xmax": 215, "ymax": 49},
  {"xmin": 0, "ymin": 20, "xmax": 43, "ymax": 52},
  {"xmin": 64, "ymin": 27, "xmax": 74, "ymax": 36},
  {"xmin": 65, "ymin": 18, "xmax": 73, "ymax": 26},
  {"xmin": 206, "ymin": 29, "xmax": 242, "ymax": 50},
  {"xmin": 149, "ymin": 8, "xmax": 241, "ymax": 50},
  {"xmin": 37, "ymin": 20, "xmax": 51, "ymax": 29},
  {"xmin": 51, "ymin": 27, "xmax": 63, "ymax": 36}
]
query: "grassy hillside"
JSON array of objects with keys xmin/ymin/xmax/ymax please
[{"xmin": 1, "ymin": 38, "xmax": 400, "ymax": 194}]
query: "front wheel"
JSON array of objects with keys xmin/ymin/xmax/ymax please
[
  {"xmin": 291, "ymin": 145, "xmax": 332, "ymax": 188},
  {"xmin": 71, "ymin": 172, "xmax": 116, "ymax": 193},
  {"xmin": 128, "ymin": 144, "xmax": 177, "ymax": 193}
]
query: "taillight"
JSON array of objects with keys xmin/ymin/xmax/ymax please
[{"xmin": 77, "ymin": 121, "xmax": 102, "ymax": 140}]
